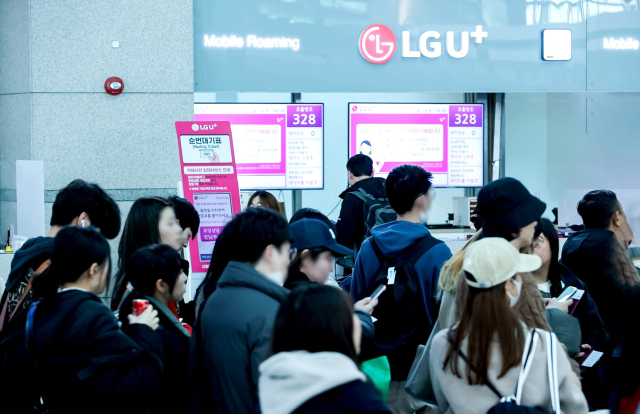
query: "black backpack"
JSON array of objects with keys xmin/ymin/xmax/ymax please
[
  {"xmin": 367, "ymin": 234, "xmax": 442, "ymax": 380},
  {"xmin": 348, "ymin": 188, "xmax": 397, "ymax": 241}
]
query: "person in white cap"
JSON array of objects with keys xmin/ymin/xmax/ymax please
[{"xmin": 429, "ymin": 237, "xmax": 588, "ymax": 414}]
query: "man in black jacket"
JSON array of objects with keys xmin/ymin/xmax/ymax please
[
  {"xmin": 336, "ymin": 154, "xmax": 387, "ymax": 252},
  {"xmin": 561, "ymin": 190, "xmax": 635, "ymax": 351},
  {"xmin": 189, "ymin": 209, "xmax": 292, "ymax": 414}
]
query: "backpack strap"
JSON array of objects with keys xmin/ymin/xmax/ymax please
[
  {"xmin": 368, "ymin": 238, "xmax": 392, "ymax": 291},
  {"xmin": 8, "ymin": 259, "xmax": 51, "ymax": 323},
  {"xmin": 397, "ymin": 234, "xmax": 443, "ymax": 269},
  {"xmin": 25, "ymin": 300, "xmax": 47, "ymax": 411}
]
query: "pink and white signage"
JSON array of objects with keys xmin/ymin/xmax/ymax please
[
  {"xmin": 194, "ymin": 103, "xmax": 324, "ymax": 190},
  {"xmin": 348, "ymin": 103, "xmax": 484, "ymax": 187},
  {"xmin": 176, "ymin": 121, "xmax": 242, "ymax": 272}
]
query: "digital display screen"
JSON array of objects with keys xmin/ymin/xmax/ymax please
[
  {"xmin": 192, "ymin": 192, "xmax": 234, "ymax": 263},
  {"xmin": 194, "ymin": 103, "xmax": 324, "ymax": 190},
  {"xmin": 348, "ymin": 103, "xmax": 484, "ymax": 187}
]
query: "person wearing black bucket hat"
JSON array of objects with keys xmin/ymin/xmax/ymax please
[
  {"xmin": 285, "ymin": 219, "xmax": 353, "ymax": 290},
  {"xmin": 477, "ymin": 177, "xmax": 547, "ymax": 249}
]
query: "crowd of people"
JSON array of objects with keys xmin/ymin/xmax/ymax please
[{"xmin": 0, "ymin": 155, "xmax": 639, "ymax": 414}]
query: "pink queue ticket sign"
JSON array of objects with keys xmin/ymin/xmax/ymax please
[{"xmin": 175, "ymin": 121, "xmax": 242, "ymax": 273}]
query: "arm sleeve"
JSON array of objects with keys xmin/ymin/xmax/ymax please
[
  {"xmin": 546, "ymin": 308, "xmax": 582, "ymax": 358},
  {"xmin": 419, "ymin": 243, "xmax": 452, "ymax": 326},
  {"xmin": 336, "ymin": 195, "xmax": 362, "ymax": 249},
  {"xmin": 350, "ymin": 239, "xmax": 371, "ymax": 301},
  {"xmin": 85, "ymin": 311, "xmax": 164, "ymax": 399},
  {"xmin": 555, "ymin": 334, "xmax": 589, "ymax": 413},
  {"xmin": 575, "ymin": 291, "xmax": 608, "ymax": 351},
  {"xmin": 250, "ymin": 318, "xmax": 274, "ymax": 388}
]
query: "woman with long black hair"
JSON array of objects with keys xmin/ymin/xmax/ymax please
[
  {"xmin": 111, "ymin": 197, "xmax": 183, "ymax": 310},
  {"xmin": 0, "ymin": 227, "xmax": 162, "ymax": 414},
  {"xmin": 532, "ymin": 218, "xmax": 607, "ymax": 352}
]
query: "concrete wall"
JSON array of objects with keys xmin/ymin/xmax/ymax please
[{"xmin": 0, "ymin": 1, "xmax": 194, "ymax": 265}]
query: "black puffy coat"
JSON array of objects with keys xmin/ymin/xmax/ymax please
[{"xmin": 0, "ymin": 290, "xmax": 163, "ymax": 414}]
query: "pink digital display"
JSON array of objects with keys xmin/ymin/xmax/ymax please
[
  {"xmin": 194, "ymin": 103, "xmax": 324, "ymax": 190},
  {"xmin": 348, "ymin": 103, "xmax": 484, "ymax": 187}
]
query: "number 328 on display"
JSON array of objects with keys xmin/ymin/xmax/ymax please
[
  {"xmin": 454, "ymin": 113, "xmax": 477, "ymax": 125},
  {"xmin": 292, "ymin": 113, "xmax": 316, "ymax": 125}
]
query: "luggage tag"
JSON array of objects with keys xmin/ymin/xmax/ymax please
[{"xmin": 387, "ymin": 267, "xmax": 396, "ymax": 285}]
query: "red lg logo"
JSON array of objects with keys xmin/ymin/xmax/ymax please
[{"xmin": 359, "ymin": 24, "xmax": 396, "ymax": 64}]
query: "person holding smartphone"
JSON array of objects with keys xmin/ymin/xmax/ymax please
[{"xmin": 533, "ymin": 218, "xmax": 608, "ymax": 408}]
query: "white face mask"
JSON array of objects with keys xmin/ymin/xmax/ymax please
[
  {"xmin": 264, "ymin": 246, "xmax": 285, "ymax": 286},
  {"xmin": 265, "ymin": 272, "xmax": 285, "ymax": 286},
  {"xmin": 508, "ymin": 278, "xmax": 523, "ymax": 307},
  {"xmin": 419, "ymin": 209, "xmax": 430, "ymax": 224}
]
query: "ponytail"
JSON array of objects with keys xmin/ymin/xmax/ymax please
[{"xmin": 32, "ymin": 227, "xmax": 111, "ymax": 297}]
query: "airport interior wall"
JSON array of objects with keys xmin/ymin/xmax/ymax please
[{"xmin": 0, "ymin": 0, "xmax": 194, "ymax": 260}]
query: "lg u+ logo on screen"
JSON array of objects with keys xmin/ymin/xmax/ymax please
[{"xmin": 359, "ymin": 24, "xmax": 488, "ymax": 64}]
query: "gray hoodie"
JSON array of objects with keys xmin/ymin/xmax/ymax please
[{"xmin": 259, "ymin": 351, "xmax": 366, "ymax": 414}]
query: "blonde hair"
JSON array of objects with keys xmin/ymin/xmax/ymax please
[{"xmin": 439, "ymin": 230, "xmax": 483, "ymax": 293}]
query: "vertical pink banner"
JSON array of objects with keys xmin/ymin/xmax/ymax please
[{"xmin": 175, "ymin": 121, "xmax": 242, "ymax": 273}]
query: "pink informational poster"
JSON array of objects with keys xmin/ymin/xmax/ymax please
[
  {"xmin": 348, "ymin": 103, "xmax": 484, "ymax": 187},
  {"xmin": 175, "ymin": 121, "xmax": 242, "ymax": 273}
]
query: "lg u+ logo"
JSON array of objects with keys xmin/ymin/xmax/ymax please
[{"xmin": 359, "ymin": 24, "xmax": 488, "ymax": 63}]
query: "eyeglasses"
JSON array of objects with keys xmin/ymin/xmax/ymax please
[
  {"xmin": 289, "ymin": 247, "xmax": 298, "ymax": 261},
  {"xmin": 534, "ymin": 234, "xmax": 545, "ymax": 248}
]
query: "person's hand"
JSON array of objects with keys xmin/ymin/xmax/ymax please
[
  {"xmin": 355, "ymin": 297, "xmax": 379, "ymax": 315},
  {"xmin": 544, "ymin": 297, "xmax": 573, "ymax": 314},
  {"xmin": 578, "ymin": 344, "xmax": 592, "ymax": 359},
  {"xmin": 128, "ymin": 305, "xmax": 160, "ymax": 330},
  {"xmin": 208, "ymin": 152, "xmax": 220, "ymax": 163}
]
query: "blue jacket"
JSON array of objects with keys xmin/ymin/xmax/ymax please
[
  {"xmin": 350, "ymin": 221, "xmax": 451, "ymax": 380},
  {"xmin": 351, "ymin": 221, "xmax": 452, "ymax": 326}
]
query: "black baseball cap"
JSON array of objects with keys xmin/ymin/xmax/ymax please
[
  {"xmin": 290, "ymin": 219, "xmax": 353, "ymax": 258},
  {"xmin": 478, "ymin": 177, "xmax": 546, "ymax": 233}
]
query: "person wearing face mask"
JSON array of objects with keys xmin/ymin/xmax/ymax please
[
  {"xmin": 111, "ymin": 197, "xmax": 184, "ymax": 311},
  {"xmin": 119, "ymin": 245, "xmax": 190, "ymax": 414},
  {"xmin": 430, "ymin": 237, "xmax": 588, "ymax": 414},
  {"xmin": 350, "ymin": 165, "xmax": 452, "ymax": 414},
  {"xmin": 188, "ymin": 208, "xmax": 292, "ymax": 414},
  {"xmin": 259, "ymin": 284, "xmax": 392, "ymax": 414}
]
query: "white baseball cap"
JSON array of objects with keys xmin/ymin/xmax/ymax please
[{"xmin": 462, "ymin": 237, "xmax": 542, "ymax": 288}]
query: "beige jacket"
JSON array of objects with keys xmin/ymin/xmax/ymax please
[{"xmin": 429, "ymin": 327, "xmax": 588, "ymax": 414}]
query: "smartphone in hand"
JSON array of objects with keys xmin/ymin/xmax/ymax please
[{"xmin": 370, "ymin": 285, "xmax": 386, "ymax": 301}]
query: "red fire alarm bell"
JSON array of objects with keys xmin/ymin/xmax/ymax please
[{"xmin": 104, "ymin": 77, "xmax": 124, "ymax": 95}]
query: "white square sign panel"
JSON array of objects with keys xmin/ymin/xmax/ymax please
[{"xmin": 542, "ymin": 29, "xmax": 572, "ymax": 61}]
